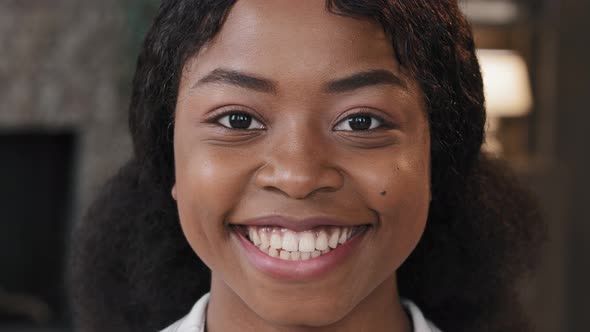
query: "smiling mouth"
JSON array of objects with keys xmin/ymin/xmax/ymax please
[{"xmin": 232, "ymin": 225, "xmax": 369, "ymax": 261}]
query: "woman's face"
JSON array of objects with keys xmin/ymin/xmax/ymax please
[{"xmin": 173, "ymin": 0, "xmax": 431, "ymax": 328}]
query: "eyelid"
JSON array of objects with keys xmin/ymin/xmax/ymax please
[
  {"xmin": 333, "ymin": 110, "xmax": 396, "ymax": 131},
  {"xmin": 218, "ymin": 113, "xmax": 265, "ymax": 130},
  {"xmin": 203, "ymin": 106, "xmax": 396, "ymax": 132},
  {"xmin": 205, "ymin": 106, "xmax": 266, "ymax": 129}
]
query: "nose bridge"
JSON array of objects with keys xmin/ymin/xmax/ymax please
[
  {"xmin": 275, "ymin": 122, "xmax": 323, "ymax": 169},
  {"xmin": 255, "ymin": 119, "xmax": 343, "ymax": 199}
]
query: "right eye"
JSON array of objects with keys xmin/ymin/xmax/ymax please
[{"xmin": 216, "ymin": 112, "xmax": 265, "ymax": 130}]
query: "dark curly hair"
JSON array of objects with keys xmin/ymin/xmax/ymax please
[{"xmin": 67, "ymin": 1, "xmax": 545, "ymax": 331}]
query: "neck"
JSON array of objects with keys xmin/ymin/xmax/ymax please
[{"xmin": 206, "ymin": 274, "xmax": 411, "ymax": 332}]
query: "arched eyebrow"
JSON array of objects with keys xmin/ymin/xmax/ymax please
[
  {"xmin": 194, "ymin": 68, "xmax": 277, "ymax": 93},
  {"xmin": 193, "ymin": 68, "xmax": 407, "ymax": 94},
  {"xmin": 325, "ymin": 69, "xmax": 407, "ymax": 93}
]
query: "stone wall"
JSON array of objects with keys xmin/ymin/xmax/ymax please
[{"xmin": 0, "ymin": 0, "xmax": 142, "ymax": 224}]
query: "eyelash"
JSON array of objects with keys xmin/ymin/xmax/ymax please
[{"xmin": 208, "ymin": 109, "xmax": 394, "ymax": 131}]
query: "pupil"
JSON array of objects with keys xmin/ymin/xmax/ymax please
[
  {"xmin": 348, "ymin": 116, "xmax": 372, "ymax": 130},
  {"xmin": 229, "ymin": 113, "xmax": 252, "ymax": 129}
]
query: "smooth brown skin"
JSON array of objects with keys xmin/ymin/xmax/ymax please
[{"xmin": 172, "ymin": 1, "xmax": 431, "ymax": 331}]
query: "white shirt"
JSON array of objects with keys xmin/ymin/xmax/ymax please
[{"xmin": 160, "ymin": 293, "xmax": 442, "ymax": 332}]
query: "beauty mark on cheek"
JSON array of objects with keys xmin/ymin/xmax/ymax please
[{"xmin": 380, "ymin": 191, "xmax": 387, "ymax": 196}]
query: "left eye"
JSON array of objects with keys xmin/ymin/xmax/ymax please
[
  {"xmin": 216, "ymin": 112, "xmax": 265, "ymax": 130},
  {"xmin": 334, "ymin": 115, "xmax": 383, "ymax": 131}
]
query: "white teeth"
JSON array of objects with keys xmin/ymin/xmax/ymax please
[
  {"xmin": 299, "ymin": 232, "xmax": 316, "ymax": 252},
  {"xmin": 328, "ymin": 228, "xmax": 340, "ymax": 249},
  {"xmin": 270, "ymin": 233, "xmax": 282, "ymax": 249},
  {"xmin": 338, "ymin": 229, "xmax": 347, "ymax": 244},
  {"xmin": 245, "ymin": 225, "xmax": 365, "ymax": 260},
  {"xmin": 259, "ymin": 232, "xmax": 270, "ymax": 249},
  {"xmin": 250, "ymin": 229, "xmax": 261, "ymax": 246},
  {"xmin": 282, "ymin": 232, "xmax": 298, "ymax": 252},
  {"xmin": 315, "ymin": 231, "xmax": 328, "ymax": 251},
  {"xmin": 279, "ymin": 250, "xmax": 290, "ymax": 260}
]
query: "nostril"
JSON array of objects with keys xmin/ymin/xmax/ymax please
[
  {"xmin": 254, "ymin": 161, "xmax": 344, "ymax": 199},
  {"xmin": 262, "ymin": 186, "xmax": 290, "ymax": 196}
]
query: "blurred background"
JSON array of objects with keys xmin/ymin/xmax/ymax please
[{"xmin": 0, "ymin": 0, "xmax": 588, "ymax": 331}]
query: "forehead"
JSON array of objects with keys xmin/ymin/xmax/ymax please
[{"xmin": 185, "ymin": 0, "xmax": 404, "ymax": 89}]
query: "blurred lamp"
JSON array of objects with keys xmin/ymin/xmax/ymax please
[
  {"xmin": 460, "ymin": 0, "xmax": 519, "ymax": 25},
  {"xmin": 477, "ymin": 49, "xmax": 533, "ymax": 154}
]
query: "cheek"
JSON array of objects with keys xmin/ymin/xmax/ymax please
[
  {"xmin": 173, "ymin": 139, "xmax": 257, "ymax": 266},
  {"xmin": 387, "ymin": 160, "xmax": 430, "ymax": 266},
  {"xmin": 350, "ymin": 147, "xmax": 431, "ymax": 270}
]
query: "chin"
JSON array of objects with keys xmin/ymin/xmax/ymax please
[{"xmin": 255, "ymin": 300, "xmax": 352, "ymax": 328}]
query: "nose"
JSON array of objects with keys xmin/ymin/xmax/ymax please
[{"xmin": 254, "ymin": 133, "xmax": 344, "ymax": 200}]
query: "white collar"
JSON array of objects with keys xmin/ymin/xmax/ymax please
[{"xmin": 160, "ymin": 293, "xmax": 442, "ymax": 332}]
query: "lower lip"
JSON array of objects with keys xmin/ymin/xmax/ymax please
[{"xmin": 231, "ymin": 226, "xmax": 368, "ymax": 282}]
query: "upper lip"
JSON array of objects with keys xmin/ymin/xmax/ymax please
[{"xmin": 231, "ymin": 215, "xmax": 368, "ymax": 232}]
